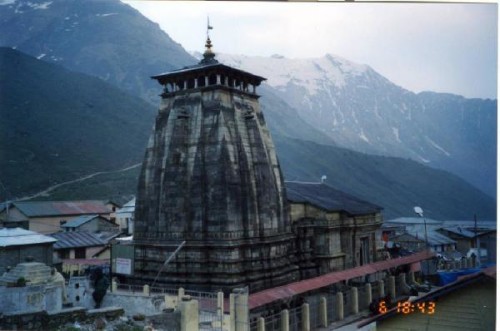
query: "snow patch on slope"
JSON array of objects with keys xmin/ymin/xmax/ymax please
[
  {"xmin": 0, "ymin": 0, "xmax": 16, "ymax": 6},
  {"xmin": 359, "ymin": 130, "xmax": 370, "ymax": 143},
  {"xmin": 215, "ymin": 53, "xmax": 369, "ymax": 95},
  {"xmin": 96, "ymin": 13, "xmax": 118, "ymax": 17},
  {"xmin": 29, "ymin": 1, "xmax": 51, "ymax": 9},
  {"xmin": 425, "ymin": 136, "xmax": 451, "ymax": 156}
]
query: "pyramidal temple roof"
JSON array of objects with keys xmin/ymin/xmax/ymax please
[{"xmin": 151, "ymin": 32, "xmax": 266, "ymax": 86}]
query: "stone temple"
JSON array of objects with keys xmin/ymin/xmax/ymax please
[{"xmin": 133, "ymin": 36, "xmax": 300, "ymax": 292}]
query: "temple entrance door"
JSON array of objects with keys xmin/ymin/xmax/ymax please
[{"xmin": 360, "ymin": 237, "xmax": 369, "ymax": 266}]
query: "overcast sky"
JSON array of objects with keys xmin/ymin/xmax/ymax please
[{"xmin": 124, "ymin": 1, "xmax": 497, "ymax": 100}]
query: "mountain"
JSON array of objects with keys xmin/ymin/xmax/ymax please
[
  {"xmin": 0, "ymin": 47, "xmax": 155, "ymax": 199},
  {"xmin": 2, "ymin": 47, "xmax": 492, "ymax": 220},
  {"xmin": 215, "ymin": 53, "xmax": 497, "ymax": 197},
  {"xmin": 0, "ymin": 0, "xmax": 197, "ymax": 105},
  {"xmin": 29, "ymin": 130, "xmax": 496, "ymax": 220},
  {"xmin": 0, "ymin": 0, "xmax": 339, "ymax": 147},
  {"xmin": 273, "ymin": 135, "xmax": 496, "ymax": 220},
  {"xmin": 0, "ymin": 0, "xmax": 495, "ymax": 220}
]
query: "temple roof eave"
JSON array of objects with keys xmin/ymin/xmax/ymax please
[{"xmin": 151, "ymin": 63, "xmax": 266, "ymax": 86}]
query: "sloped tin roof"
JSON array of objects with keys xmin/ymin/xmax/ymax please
[
  {"xmin": 61, "ymin": 214, "xmax": 101, "ymax": 228},
  {"xmin": 404, "ymin": 226, "xmax": 457, "ymax": 246},
  {"xmin": 13, "ymin": 201, "xmax": 111, "ymax": 217},
  {"xmin": 440, "ymin": 226, "xmax": 477, "ymax": 238},
  {"xmin": 285, "ymin": 182, "xmax": 382, "ymax": 215},
  {"xmin": 0, "ymin": 227, "xmax": 57, "ymax": 247},
  {"xmin": 49, "ymin": 231, "xmax": 107, "ymax": 249},
  {"xmin": 385, "ymin": 217, "xmax": 442, "ymax": 225}
]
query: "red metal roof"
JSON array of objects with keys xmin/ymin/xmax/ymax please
[{"xmin": 249, "ymin": 250, "xmax": 435, "ymax": 310}]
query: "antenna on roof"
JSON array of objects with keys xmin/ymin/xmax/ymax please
[{"xmin": 414, "ymin": 206, "xmax": 424, "ymax": 217}]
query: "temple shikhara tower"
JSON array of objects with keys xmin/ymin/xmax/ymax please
[{"xmin": 133, "ymin": 32, "xmax": 299, "ymax": 292}]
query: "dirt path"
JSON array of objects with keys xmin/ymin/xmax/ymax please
[{"xmin": 18, "ymin": 163, "xmax": 142, "ymax": 201}]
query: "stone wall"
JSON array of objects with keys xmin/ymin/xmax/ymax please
[
  {"xmin": 67, "ymin": 277, "xmax": 168, "ymax": 316},
  {"xmin": 133, "ymin": 87, "xmax": 299, "ymax": 292},
  {"xmin": 0, "ymin": 283, "xmax": 62, "ymax": 314},
  {"xmin": 0, "ymin": 307, "xmax": 124, "ymax": 330},
  {"xmin": 102, "ymin": 292, "xmax": 167, "ymax": 316}
]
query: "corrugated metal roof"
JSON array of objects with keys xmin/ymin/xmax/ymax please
[
  {"xmin": 61, "ymin": 214, "xmax": 100, "ymax": 228},
  {"xmin": 285, "ymin": 182, "xmax": 382, "ymax": 215},
  {"xmin": 444, "ymin": 220, "xmax": 496, "ymax": 230},
  {"xmin": 403, "ymin": 226, "xmax": 456, "ymax": 246},
  {"xmin": 248, "ymin": 250, "xmax": 435, "ymax": 309},
  {"xmin": 384, "ymin": 217, "xmax": 442, "ymax": 225},
  {"xmin": 13, "ymin": 201, "xmax": 111, "ymax": 217},
  {"xmin": 49, "ymin": 231, "xmax": 107, "ymax": 249},
  {"xmin": 0, "ymin": 227, "xmax": 57, "ymax": 247},
  {"xmin": 359, "ymin": 266, "xmax": 496, "ymax": 329},
  {"xmin": 440, "ymin": 226, "xmax": 477, "ymax": 238}
]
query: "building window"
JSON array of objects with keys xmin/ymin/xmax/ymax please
[
  {"xmin": 59, "ymin": 250, "xmax": 70, "ymax": 259},
  {"xmin": 75, "ymin": 248, "xmax": 86, "ymax": 259}
]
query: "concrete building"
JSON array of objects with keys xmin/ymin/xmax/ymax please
[
  {"xmin": 437, "ymin": 225, "xmax": 496, "ymax": 263},
  {"xmin": 390, "ymin": 231, "xmax": 457, "ymax": 253},
  {"xmin": 133, "ymin": 35, "xmax": 299, "ymax": 292},
  {"xmin": 50, "ymin": 231, "xmax": 108, "ymax": 261},
  {"xmin": 0, "ymin": 200, "xmax": 114, "ymax": 234},
  {"xmin": 115, "ymin": 198, "xmax": 135, "ymax": 235},
  {"xmin": 0, "ymin": 227, "xmax": 56, "ymax": 274}
]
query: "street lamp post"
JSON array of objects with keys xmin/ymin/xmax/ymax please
[
  {"xmin": 414, "ymin": 206, "xmax": 429, "ymax": 251},
  {"xmin": 414, "ymin": 206, "xmax": 431, "ymax": 283}
]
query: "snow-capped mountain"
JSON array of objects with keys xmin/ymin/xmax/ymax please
[
  {"xmin": 214, "ymin": 52, "xmax": 497, "ymax": 197},
  {"xmin": 0, "ymin": 0, "xmax": 495, "ymax": 219}
]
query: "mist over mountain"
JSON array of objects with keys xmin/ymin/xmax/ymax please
[
  {"xmin": 215, "ymin": 53, "xmax": 497, "ymax": 197},
  {"xmin": 0, "ymin": 0, "xmax": 495, "ymax": 220}
]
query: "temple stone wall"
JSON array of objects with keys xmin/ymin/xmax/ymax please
[
  {"xmin": 135, "ymin": 90, "xmax": 288, "ymax": 240},
  {"xmin": 134, "ymin": 77, "xmax": 299, "ymax": 292}
]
